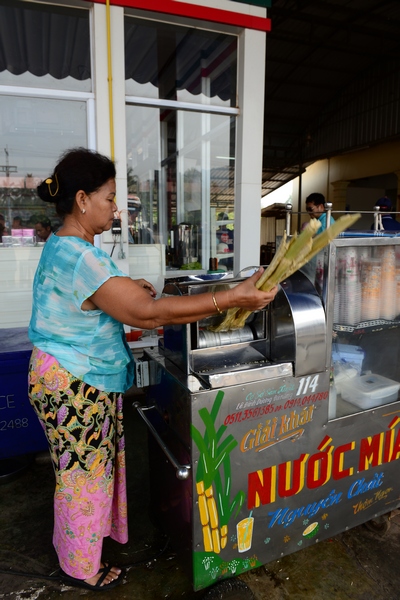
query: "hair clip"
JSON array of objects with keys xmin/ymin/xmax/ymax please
[{"xmin": 45, "ymin": 173, "xmax": 59, "ymax": 197}]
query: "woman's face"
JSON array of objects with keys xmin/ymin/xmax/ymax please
[{"xmin": 85, "ymin": 178, "xmax": 117, "ymax": 234}]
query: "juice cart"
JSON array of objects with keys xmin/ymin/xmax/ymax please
[{"xmin": 134, "ymin": 234, "xmax": 400, "ymax": 596}]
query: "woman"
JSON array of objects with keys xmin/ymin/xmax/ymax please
[{"xmin": 28, "ymin": 147, "xmax": 277, "ymax": 591}]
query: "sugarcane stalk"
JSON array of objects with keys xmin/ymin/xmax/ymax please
[
  {"xmin": 255, "ymin": 230, "xmax": 289, "ymax": 289},
  {"xmin": 213, "ymin": 221, "xmax": 321, "ymax": 331},
  {"xmin": 212, "ymin": 234, "xmax": 290, "ymax": 332},
  {"xmin": 214, "ymin": 213, "xmax": 361, "ymax": 331},
  {"xmin": 255, "ymin": 224, "xmax": 316, "ymax": 290},
  {"xmin": 298, "ymin": 213, "xmax": 361, "ymax": 263},
  {"xmin": 268, "ymin": 214, "xmax": 361, "ymax": 286}
]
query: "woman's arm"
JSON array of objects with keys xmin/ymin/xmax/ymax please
[{"xmin": 90, "ymin": 268, "xmax": 278, "ymax": 329}]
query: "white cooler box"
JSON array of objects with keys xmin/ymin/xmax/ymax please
[{"xmin": 340, "ymin": 373, "xmax": 400, "ymax": 409}]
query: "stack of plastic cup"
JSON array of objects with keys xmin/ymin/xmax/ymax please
[
  {"xmin": 397, "ymin": 266, "xmax": 400, "ymax": 317},
  {"xmin": 333, "ymin": 258, "xmax": 340, "ymax": 322},
  {"xmin": 315, "ymin": 252, "xmax": 324, "ymax": 291},
  {"xmin": 379, "ymin": 246, "xmax": 396, "ymax": 320},
  {"xmin": 333, "ymin": 256, "xmax": 338, "ymax": 322},
  {"xmin": 359, "ymin": 247, "xmax": 370, "ymax": 290},
  {"xmin": 358, "ymin": 246, "xmax": 370, "ymax": 266},
  {"xmin": 338, "ymin": 247, "xmax": 361, "ymax": 325},
  {"xmin": 361, "ymin": 258, "xmax": 381, "ymax": 321}
]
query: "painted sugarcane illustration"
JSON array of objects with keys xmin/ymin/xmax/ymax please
[{"xmin": 191, "ymin": 390, "xmax": 245, "ymax": 553}]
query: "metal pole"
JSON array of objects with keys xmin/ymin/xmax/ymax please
[
  {"xmin": 373, "ymin": 205, "xmax": 380, "ymax": 231},
  {"xmin": 325, "ymin": 202, "xmax": 332, "ymax": 229},
  {"xmin": 285, "ymin": 203, "xmax": 292, "ymax": 235}
]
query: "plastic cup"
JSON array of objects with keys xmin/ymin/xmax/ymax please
[{"xmin": 237, "ymin": 517, "xmax": 254, "ymax": 553}]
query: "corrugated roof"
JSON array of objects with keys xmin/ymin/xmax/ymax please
[{"xmin": 262, "ymin": 0, "xmax": 400, "ymax": 195}]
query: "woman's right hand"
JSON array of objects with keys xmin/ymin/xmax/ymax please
[{"xmin": 228, "ymin": 267, "xmax": 278, "ymax": 311}]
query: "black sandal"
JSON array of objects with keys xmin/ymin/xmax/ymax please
[{"xmin": 59, "ymin": 564, "xmax": 125, "ymax": 591}]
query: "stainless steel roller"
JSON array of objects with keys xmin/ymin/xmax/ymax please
[{"xmin": 198, "ymin": 325, "xmax": 254, "ymax": 349}]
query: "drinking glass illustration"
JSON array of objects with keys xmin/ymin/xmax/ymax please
[{"xmin": 237, "ymin": 516, "xmax": 254, "ymax": 553}]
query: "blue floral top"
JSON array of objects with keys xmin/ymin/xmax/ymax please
[{"xmin": 29, "ymin": 234, "xmax": 134, "ymax": 392}]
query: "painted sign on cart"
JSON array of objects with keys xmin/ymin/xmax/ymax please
[{"xmin": 191, "ymin": 374, "xmax": 400, "ymax": 590}]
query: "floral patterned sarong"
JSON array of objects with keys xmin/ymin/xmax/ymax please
[{"xmin": 28, "ymin": 347, "xmax": 128, "ymax": 579}]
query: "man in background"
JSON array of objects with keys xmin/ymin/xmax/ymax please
[
  {"xmin": 372, "ymin": 197, "xmax": 400, "ymax": 231},
  {"xmin": 305, "ymin": 192, "xmax": 335, "ymax": 231},
  {"xmin": 0, "ymin": 213, "xmax": 6, "ymax": 242},
  {"xmin": 35, "ymin": 218, "xmax": 52, "ymax": 242},
  {"xmin": 302, "ymin": 193, "xmax": 334, "ymax": 287}
]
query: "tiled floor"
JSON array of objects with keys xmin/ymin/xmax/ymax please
[{"xmin": 1, "ymin": 389, "xmax": 400, "ymax": 599}]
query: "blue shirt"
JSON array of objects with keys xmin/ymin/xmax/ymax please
[
  {"xmin": 29, "ymin": 235, "xmax": 134, "ymax": 392},
  {"xmin": 375, "ymin": 214, "xmax": 400, "ymax": 231},
  {"xmin": 317, "ymin": 212, "xmax": 335, "ymax": 231}
]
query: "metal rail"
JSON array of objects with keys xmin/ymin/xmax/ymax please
[{"xmin": 133, "ymin": 401, "xmax": 191, "ymax": 480}]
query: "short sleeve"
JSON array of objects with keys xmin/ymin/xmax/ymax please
[{"xmin": 72, "ymin": 246, "xmax": 126, "ymax": 309}]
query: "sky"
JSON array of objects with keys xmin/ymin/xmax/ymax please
[{"xmin": 261, "ymin": 180, "xmax": 293, "ymax": 209}]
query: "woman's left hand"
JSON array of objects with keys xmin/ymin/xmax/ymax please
[{"xmin": 135, "ymin": 279, "xmax": 157, "ymax": 297}]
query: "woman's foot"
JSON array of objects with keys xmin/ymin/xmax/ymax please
[
  {"xmin": 85, "ymin": 563, "xmax": 122, "ymax": 587},
  {"xmin": 59, "ymin": 563, "xmax": 125, "ymax": 591}
]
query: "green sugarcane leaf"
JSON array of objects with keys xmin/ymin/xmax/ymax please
[
  {"xmin": 213, "ymin": 469, "xmax": 237, "ymax": 527},
  {"xmin": 222, "ymin": 455, "xmax": 232, "ymax": 496},
  {"xmin": 198, "ymin": 408, "xmax": 218, "ymax": 459},
  {"xmin": 229, "ymin": 490, "xmax": 246, "ymax": 520},
  {"xmin": 191, "ymin": 423, "xmax": 207, "ymax": 454},
  {"xmin": 201, "ymin": 392, "xmax": 226, "ymax": 447},
  {"xmin": 213, "ymin": 470, "xmax": 227, "ymax": 524},
  {"xmin": 191, "ymin": 424, "xmax": 213, "ymax": 485},
  {"xmin": 216, "ymin": 433, "xmax": 237, "ymax": 455},
  {"xmin": 216, "ymin": 424, "xmax": 228, "ymax": 443},
  {"xmin": 213, "ymin": 444, "xmax": 236, "ymax": 473},
  {"xmin": 210, "ymin": 390, "xmax": 225, "ymax": 421}
]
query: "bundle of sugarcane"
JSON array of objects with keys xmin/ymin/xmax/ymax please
[{"xmin": 213, "ymin": 212, "xmax": 361, "ymax": 332}]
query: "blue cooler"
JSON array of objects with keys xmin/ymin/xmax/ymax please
[{"xmin": 0, "ymin": 328, "xmax": 48, "ymax": 459}]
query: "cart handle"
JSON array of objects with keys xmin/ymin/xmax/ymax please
[{"xmin": 132, "ymin": 401, "xmax": 191, "ymax": 480}]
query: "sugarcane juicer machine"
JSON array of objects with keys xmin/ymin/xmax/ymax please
[{"xmin": 134, "ymin": 270, "xmax": 329, "ymax": 592}]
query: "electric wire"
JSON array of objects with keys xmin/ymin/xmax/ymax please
[{"xmin": 110, "ymin": 236, "xmax": 117, "ymax": 256}]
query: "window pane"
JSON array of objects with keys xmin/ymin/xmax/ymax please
[
  {"xmin": 0, "ymin": 95, "xmax": 87, "ymax": 238},
  {"xmin": 0, "ymin": 0, "xmax": 91, "ymax": 92},
  {"xmin": 126, "ymin": 105, "xmax": 161, "ymax": 245},
  {"xmin": 126, "ymin": 104, "xmax": 235, "ymax": 271},
  {"xmin": 178, "ymin": 111, "xmax": 235, "ymax": 271},
  {"xmin": 125, "ymin": 16, "xmax": 237, "ymax": 107}
]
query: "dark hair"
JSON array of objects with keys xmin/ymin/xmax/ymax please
[
  {"xmin": 306, "ymin": 192, "xmax": 325, "ymax": 207},
  {"xmin": 37, "ymin": 147, "xmax": 116, "ymax": 218},
  {"xmin": 36, "ymin": 217, "xmax": 52, "ymax": 229}
]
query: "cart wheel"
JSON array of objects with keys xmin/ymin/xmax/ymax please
[
  {"xmin": 364, "ymin": 515, "xmax": 391, "ymax": 535},
  {"xmin": 202, "ymin": 578, "xmax": 255, "ymax": 600}
]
